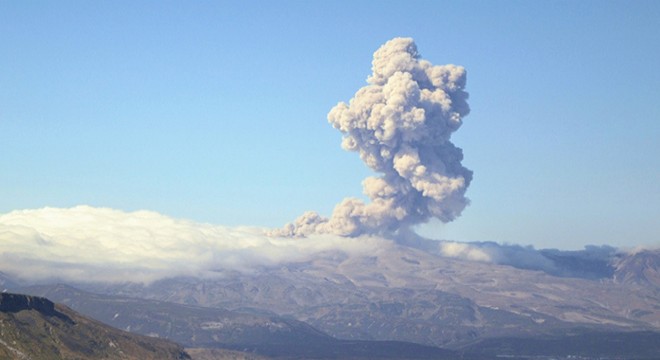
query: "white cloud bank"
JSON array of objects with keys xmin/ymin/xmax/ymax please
[
  {"xmin": 0, "ymin": 206, "xmax": 391, "ymax": 283},
  {"xmin": 1, "ymin": 206, "xmax": 641, "ymax": 284}
]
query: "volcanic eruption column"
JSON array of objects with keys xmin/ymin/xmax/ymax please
[{"xmin": 273, "ymin": 37, "xmax": 472, "ymax": 237}]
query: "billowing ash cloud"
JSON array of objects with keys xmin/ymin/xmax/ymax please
[
  {"xmin": 271, "ymin": 37, "xmax": 472, "ymax": 237},
  {"xmin": 0, "ymin": 206, "xmax": 391, "ymax": 284}
]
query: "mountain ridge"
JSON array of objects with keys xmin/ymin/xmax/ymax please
[
  {"xmin": 86, "ymin": 242, "xmax": 657, "ymax": 347},
  {"xmin": 16, "ymin": 284, "xmax": 467, "ymax": 359},
  {"xmin": 3, "ymin": 242, "xmax": 659, "ymax": 359},
  {"xmin": 0, "ymin": 292, "xmax": 190, "ymax": 360}
]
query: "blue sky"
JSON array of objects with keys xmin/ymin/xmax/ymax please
[{"xmin": 1, "ymin": 1, "xmax": 659, "ymax": 250}]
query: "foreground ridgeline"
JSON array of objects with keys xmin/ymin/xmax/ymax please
[{"xmin": 0, "ymin": 293, "xmax": 190, "ymax": 360}]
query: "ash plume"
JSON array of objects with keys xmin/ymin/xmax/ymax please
[{"xmin": 272, "ymin": 37, "xmax": 472, "ymax": 237}]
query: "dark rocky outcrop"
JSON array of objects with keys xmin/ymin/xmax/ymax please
[
  {"xmin": 1, "ymin": 292, "xmax": 54, "ymax": 313},
  {"xmin": 0, "ymin": 292, "xmax": 72, "ymax": 323}
]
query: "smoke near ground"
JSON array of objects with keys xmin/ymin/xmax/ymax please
[{"xmin": 271, "ymin": 37, "xmax": 472, "ymax": 237}]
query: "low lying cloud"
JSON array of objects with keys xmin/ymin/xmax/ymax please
[
  {"xmin": 0, "ymin": 206, "xmax": 391, "ymax": 284},
  {"xmin": 442, "ymin": 241, "xmax": 560, "ymax": 272},
  {"xmin": 438, "ymin": 241, "xmax": 493, "ymax": 262},
  {"xmin": 0, "ymin": 206, "xmax": 635, "ymax": 284},
  {"xmin": 418, "ymin": 238, "xmax": 619, "ymax": 279}
]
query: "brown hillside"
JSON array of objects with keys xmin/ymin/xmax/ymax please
[{"xmin": 0, "ymin": 293, "xmax": 190, "ymax": 360}]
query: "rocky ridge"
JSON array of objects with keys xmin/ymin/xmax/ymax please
[{"xmin": 0, "ymin": 292, "xmax": 190, "ymax": 360}]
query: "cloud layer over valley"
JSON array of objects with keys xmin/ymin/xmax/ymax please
[
  {"xmin": 0, "ymin": 206, "xmax": 640, "ymax": 284},
  {"xmin": 0, "ymin": 206, "xmax": 392, "ymax": 283}
]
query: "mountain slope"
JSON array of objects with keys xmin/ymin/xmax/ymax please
[
  {"xmin": 17, "ymin": 284, "xmax": 335, "ymax": 349},
  {"xmin": 0, "ymin": 272, "xmax": 17, "ymax": 290},
  {"xmin": 4, "ymin": 243, "xmax": 659, "ymax": 358},
  {"xmin": 0, "ymin": 292, "xmax": 190, "ymax": 360},
  {"xmin": 18, "ymin": 284, "xmax": 464, "ymax": 359},
  {"xmin": 614, "ymin": 249, "xmax": 660, "ymax": 290},
  {"xmin": 85, "ymin": 244, "xmax": 660, "ymax": 348}
]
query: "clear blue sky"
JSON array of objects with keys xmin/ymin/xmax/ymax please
[{"xmin": 1, "ymin": 1, "xmax": 659, "ymax": 250}]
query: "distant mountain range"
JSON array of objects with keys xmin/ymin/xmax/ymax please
[{"xmin": 5, "ymin": 243, "xmax": 660, "ymax": 359}]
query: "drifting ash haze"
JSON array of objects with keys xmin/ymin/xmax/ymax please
[{"xmin": 271, "ymin": 37, "xmax": 472, "ymax": 237}]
